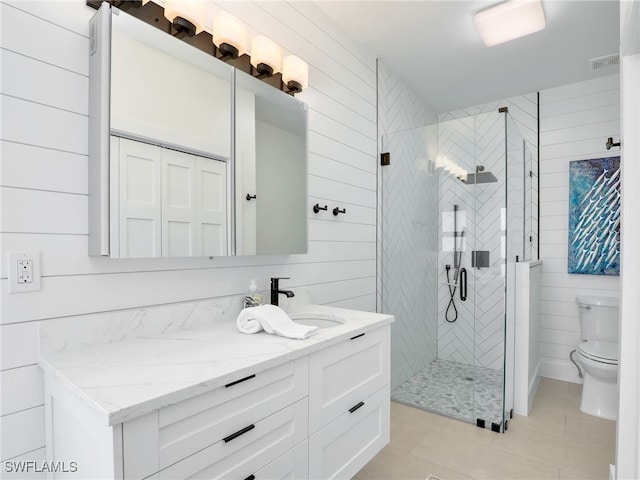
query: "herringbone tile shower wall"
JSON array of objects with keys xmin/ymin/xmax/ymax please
[
  {"xmin": 441, "ymin": 95, "xmax": 539, "ymax": 261},
  {"xmin": 437, "ymin": 98, "xmax": 538, "ymax": 369}
]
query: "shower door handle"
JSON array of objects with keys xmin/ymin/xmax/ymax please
[{"xmin": 459, "ymin": 268, "xmax": 467, "ymax": 302}]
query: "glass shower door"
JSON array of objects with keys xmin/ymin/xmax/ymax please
[
  {"xmin": 469, "ymin": 111, "xmax": 509, "ymax": 431},
  {"xmin": 381, "ymin": 125, "xmax": 439, "ymax": 398}
]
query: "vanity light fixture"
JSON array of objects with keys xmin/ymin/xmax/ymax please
[
  {"xmin": 87, "ymin": 0, "xmax": 308, "ymax": 95},
  {"xmin": 212, "ymin": 11, "xmax": 247, "ymax": 60},
  {"xmin": 163, "ymin": 0, "xmax": 206, "ymax": 38},
  {"xmin": 473, "ymin": 0, "xmax": 546, "ymax": 47},
  {"xmin": 282, "ymin": 55, "xmax": 309, "ymax": 94},
  {"xmin": 251, "ymin": 35, "xmax": 281, "ymax": 77}
]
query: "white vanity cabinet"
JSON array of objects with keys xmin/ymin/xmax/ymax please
[{"xmin": 41, "ymin": 312, "xmax": 392, "ymax": 480}]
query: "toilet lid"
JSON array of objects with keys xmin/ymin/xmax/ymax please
[{"xmin": 578, "ymin": 341, "xmax": 619, "ymax": 364}]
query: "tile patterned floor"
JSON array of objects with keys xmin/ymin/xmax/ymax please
[
  {"xmin": 391, "ymin": 359, "xmax": 504, "ymax": 428},
  {"xmin": 356, "ymin": 378, "xmax": 616, "ymax": 480}
]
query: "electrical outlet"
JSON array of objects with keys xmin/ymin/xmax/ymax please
[
  {"xmin": 8, "ymin": 252, "xmax": 41, "ymax": 293},
  {"xmin": 17, "ymin": 260, "xmax": 33, "ymax": 283}
]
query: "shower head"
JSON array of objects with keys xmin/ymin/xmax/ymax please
[{"xmin": 460, "ymin": 171, "xmax": 498, "ymax": 185}]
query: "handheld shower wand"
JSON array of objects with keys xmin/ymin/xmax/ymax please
[
  {"xmin": 446, "ymin": 206, "xmax": 467, "ymax": 323},
  {"xmin": 453, "ymin": 227, "xmax": 465, "ymax": 283}
]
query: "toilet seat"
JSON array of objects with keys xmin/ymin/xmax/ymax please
[{"xmin": 578, "ymin": 341, "xmax": 619, "ymax": 365}]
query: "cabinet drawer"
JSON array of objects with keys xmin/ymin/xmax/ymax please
[
  {"xmin": 158, "ymin": 398, "xmax": 308, "ymax": 479},
  {"xmin": 253, "ymin": 439, "xmax": 308, "ymax": 480},
  {"xmin": 159, "ymin": 357, "xmax": 308, "ymax": 469},
  {"xmin": 123, "ymin": 358, "xmax": 308, "ymax": 478},
  {"xmin": 308, "ymin": 385, "xmax": 390, "ymax": 480},
  {"xmin": 308, "ymin": 325, "xmax": 390, "ymax": 433}
]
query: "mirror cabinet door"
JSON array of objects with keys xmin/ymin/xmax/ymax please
[
  {"xmin": 235, "ymin": 70, "xmax": 308, "ymax": 256},
  {"xmin": 89, "ymin": 5, "xmax": 307, "ymax": 258},
  {"xmin": 108, "ymin": 8, "xmax": 232, "ymax": 258}
]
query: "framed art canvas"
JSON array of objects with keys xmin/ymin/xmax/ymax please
[{"xmin": 568, "ymin": 156, "xmax": 620, "ymax": 275}]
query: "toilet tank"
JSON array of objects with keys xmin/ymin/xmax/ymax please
[{"xmin": 576, "ymin": 296, "xmax": 619, "ymax": 343}]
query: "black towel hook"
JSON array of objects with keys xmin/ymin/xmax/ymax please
[
  {"xmin": 606, "ymin": 137, "xmax": 620, "ymax": 150},
  {"xmin": 246, "ymin": 194, "xmax": 256, "ymax": 201},
  {"xmin": 313, "ymin": 203, "xmax": 328, "ymax": 213},
  {"xmin": 333, "ymin": 207, "xmax": 346, "ymax": 216}
]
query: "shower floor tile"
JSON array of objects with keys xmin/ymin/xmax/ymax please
[{"xmin": 391, "ymin": 359, "xmax": 504, "ymax": 428}]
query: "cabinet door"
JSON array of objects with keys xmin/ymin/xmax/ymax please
[
  {"xmin": 308, "ymin": 325, "xmax": 390, "ymax": 433},
  {"xmin": 196, "ymin": 157, "xmax": 227, "ymax": 256},
  {"xmin": 115, "ymin": 136, "xmax": 162, "ymax": 258},
  {"xmin": 308, "ymin": 386, "xmax": 390, "ymax": 480},
  {"xmin": 161, "ymin": 149, "xmax": 197, "ymax": 257}
]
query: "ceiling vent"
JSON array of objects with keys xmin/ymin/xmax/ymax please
[{"xmin": 589, "ymin": 53, "xmax": 620, "ymax": 72}]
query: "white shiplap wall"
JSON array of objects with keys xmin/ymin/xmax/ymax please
[
  {"xmin": 539, "ymin": 74, "xmax": 621, "ymax": 382},
  {"xmin": 0, "ymin": 0, "xmax": 377, "ymax": 465}
]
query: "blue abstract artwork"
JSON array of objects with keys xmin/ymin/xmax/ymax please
[{"xmin": 568, "ymin": 157, "xmax": 620, "ymax": 275}]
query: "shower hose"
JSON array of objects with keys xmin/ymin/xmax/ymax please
[
  {"xmin": 445, "ymin": 266, "xmax": 458, "ymax": 323},
  {"xmin": 445, "ymin": 266, "xmax": 467, "ymax": 323}
]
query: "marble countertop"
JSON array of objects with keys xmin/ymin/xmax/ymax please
[{"xmin": 38, "ymin": 305, "xmax": 393, "ymax": 426}]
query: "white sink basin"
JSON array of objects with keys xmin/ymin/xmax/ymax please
[
  {"xmin": 288, "ymin": 311, "xmax": 346, "ymax": 329},
  {"xmin": 291, "ymin": 317, "xmax": 344, "ymax": 329}
]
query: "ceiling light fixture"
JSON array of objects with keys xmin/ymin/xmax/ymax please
[
  {"xmin": 212, "ymin": 11, "xmax": 247, "ymax": 60},
  {"xmin": 163, "ymin": 0, "xmax": 206, "ymax": 38},
  {"xmin": 251, "ymin": 35, "xmax": 281, "ymax": 77},
  {"xmin": 473, "ymin": 0, "xmax": 546, "ymax": 47},
  {"xmin": 282, "ymin": 55, "xmax": 309, "ymax": 94}
]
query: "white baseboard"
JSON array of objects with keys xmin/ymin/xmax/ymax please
[{"xmin": 540, "ymin": 358, "xmax": 583, "ymax": 384}]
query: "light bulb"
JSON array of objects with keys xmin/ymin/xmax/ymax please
[
  {"xmin": 251, "ymin": 35, "xmax": 281, "ymax": 76},
  {"xmin": 282, "ymin": 55, "xmax": 309, "ymax": 92},
  {"xmin": 212, "ymin": 11, "xmax": 247, "ymax": 59},
  {"xmin": 163, "ymin": 0, "xmax": 206, "ymax": 36}
]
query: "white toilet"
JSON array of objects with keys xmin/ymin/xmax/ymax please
[{"xmin": 575, "ymin": 295, "xmax": 619, "ymax": 421}]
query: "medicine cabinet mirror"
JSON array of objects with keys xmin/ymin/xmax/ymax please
[{"xmin": 88, "ymin": 4, "xmax": 308, "ymax": 258}]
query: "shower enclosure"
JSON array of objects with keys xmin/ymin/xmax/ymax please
[{"xmin": 381, "ymin": 110, "xmax": 536, "ymax": 432}]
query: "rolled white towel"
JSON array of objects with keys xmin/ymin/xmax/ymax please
[{"xmin": 236, "ymin": 304, "xmax": 319, "ymax": 340}]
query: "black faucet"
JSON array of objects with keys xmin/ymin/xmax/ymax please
[{"xmin": 270, "ymin": 277, "xmax": 295, "ymax": 306}]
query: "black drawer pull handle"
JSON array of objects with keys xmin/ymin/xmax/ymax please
[
  {"xmin": 244, "ymin": 476, "xmax": 255, "ymax": 480},
  {"xmin": 349, "ymin": 401, "xmax": 365, "ymax": 413},
  {"xmin": 350, "ymin": 333, "xmax": 365, "ymax": 340},
  {"xmin": 223, "ymin": 424, "xmax": 255, "ymax": 443},
  {"xmin": 225, "ymin": 374, "xmax": 256, "ymax": 388}
]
